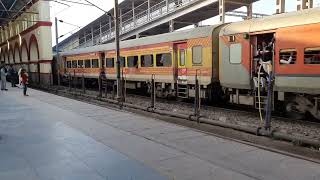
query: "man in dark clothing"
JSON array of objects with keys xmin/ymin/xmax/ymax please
[{"xmin": 8, "ymin": 65, "xmax": 16, "ymax": 87}]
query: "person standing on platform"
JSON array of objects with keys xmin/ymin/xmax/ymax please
[
  {"xmin": 8, "ymin": 65, "xmax": 16, "ymax": 87},
  {"xmin": 21, "ymin": 69, "xmax": 29, "ymax": 96},
  {"xmin": 0, "ymin": 65, "xmax": 8, "ymax": 91},
  {"xmin": 18, "ymin": 67, "xmax": 23, "ymax": 87}
]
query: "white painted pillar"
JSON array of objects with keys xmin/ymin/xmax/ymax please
[
  {"xmin": 297, "ymin": 0, "xmax": 313, "ymax": 10},
  {"xmin": 219, "ymin": 0, "xmax": 225, "ymax": 23},
  {"xmin": 276, "ymin": 0, "xmax": 285, "ymax": 14}
]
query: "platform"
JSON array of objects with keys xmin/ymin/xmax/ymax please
[{"xmin": 0, "ymin": 84, "xmax": 320, "ymax": 180}]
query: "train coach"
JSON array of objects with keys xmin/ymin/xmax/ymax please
[
  {"xmin": 61, "ymin": 25, "xmax": 224, "ymax": 100},
  {"xmin": 60, "ymin": 7, "xmax": 320, "ymax": 120}
]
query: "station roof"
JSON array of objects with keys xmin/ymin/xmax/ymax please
[
  {"xmin": 56, "ymin": 0, "xmax": 260, "ymax": 50},
  {"xmin": 0, "ymin": 0, "xmax": 33, "ymax": 26}
]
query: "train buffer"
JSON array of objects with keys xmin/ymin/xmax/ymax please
[{"xmin": 0, "ymin": 84, "xmax": 320, "ymax": 180}]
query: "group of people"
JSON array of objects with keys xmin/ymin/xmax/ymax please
[
  {"xmin": 0, "ymin": 64, "xmax": 29, "ymax": 96},
  {"xmin": 253, "ymin": 39, "xmax": 274, "ymax": 89}
]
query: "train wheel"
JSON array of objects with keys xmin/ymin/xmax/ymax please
[{"xmin": 285, "ymin": 101, "xmax": 305, "ymax": 120}]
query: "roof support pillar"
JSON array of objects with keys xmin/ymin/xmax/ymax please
[
  {"xmin": 297, "ymin": 0, "xmax": 313, "ymax": 10},
  {"xmin": 246, "ymin": 3, "xmax": 252, "ymax": 19},
  {"xmin": 91, "ymin": 27, "xmax": 94, "ymax": 46},
  {"xmin": 276, "ymin": 0, "xmax": 285, "ymax": 14},
  {"xmin": 166, "ymin": 0, "xmax": 169, "ymax": 13},
  {"xmin": 148, "ymin": 0, "xmax": 151, "ymax": 20},
  {"xmin": 109, "ymin": 16, "xmax": 112, "ymax": 38},
  {"xmin": 119, "ymin": 9, "xmax": 122, "ymax": 32},
  {"xmin": 169, "ymin": 20, "xmax": 174, "ymax": 32},
  {"xmin": 99, "ymin": 22, "xmax": 102, "ymax": 44},
  {"xmin": 219, "ymin": 0, "xmax": 225, "ymax": 23},
  {"xmin": 132, "ymin": 1, "xmax": 135, "ymax": 26}
]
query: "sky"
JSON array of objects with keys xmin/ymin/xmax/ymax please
[{"xmin": 49, "ymin": 0, "xmax": 320, "ymax": 46}]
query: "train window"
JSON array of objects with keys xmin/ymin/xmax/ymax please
[
  {"xmin": 66, "ymin": 61, "xmax": 71, "ymax": 68},
  {"xmin": 120, "ymin": 56, "xmax": 126, "ymax": 67},
  {"xmin": 92, "ymin": 59, "xmax": 99, "ymax": 68},
  {"xmin": 141, "ymin": 54, "xmax": 154, "ymax": 67},
  {"xmin": 229, "ymin": 43, "xmax": 242, "ymax": 64},
  {"xmin": 72, "ymin": 60, "xmax": 77, "ymax": 68},
  {"xmin": 127, "ymin": 56, "xmax": 138, "ymax": 67},
  {"xmin": 156, "ymin": 53, "xmax": 172, "ymax": 67},
  {"xmin": 192, "ymin": 46, "xmax": 202, "ymax": 65},
  {"xmin": 85, "ymin": 59, "xmax": 91, "ymax": 68},
  {"xmin": 304, "ymin": 48, "xmax": 320, "ymax": 64},
  {"xmin": 106, "ymin": 58, "xmax": 114, "ymax": 68},
  {"xmin": 180, "ymin": 49, "xmax": 185, "ymax": 66},
  {"xmin": 279, "ymin": 49, "xmax": 297, "ymax": 65},
  {"xmin": 78, "ymin": 60, "xmax": 84, "ymax": 68}
]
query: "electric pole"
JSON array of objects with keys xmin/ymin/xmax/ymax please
[
  {"xmin": 114, "ymin": 0, "xmax": 121, "ymax": 100},
  {"xmin": 55, "ymin": 17, "xmax": 61, "ymax": 86}
]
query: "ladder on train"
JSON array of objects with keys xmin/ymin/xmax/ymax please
[
  {"xmin": 255, "ymin": 92, "xmax": 267, "ymax": 110},
  {"xmin": 177, "ymin": 80, "xmax": 188, "ymax": 99}
]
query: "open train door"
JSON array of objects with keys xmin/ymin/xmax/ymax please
[{"xmin": 175, "ymin": 43, "xmax": 188, "ymax": 98}]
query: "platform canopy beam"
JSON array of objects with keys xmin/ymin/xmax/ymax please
[{"xmin": 276, "ymin": 0, "xmax": 286, "ymax": 14}]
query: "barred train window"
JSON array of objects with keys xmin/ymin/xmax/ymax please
[
  {"xmin": 106, "ymin": 58, "xmax": 114, "ymax": 68},
  {"xmin": 72, "ymin": 60, "xmax": 77, "ymax": 68},
  {"xmin": 192, "ymin": 46, "xmax": 202, "ymax": 64},
  {"xmin": 66, "ymin": 61, "xmax": 71, "ymax": 68},
  {"xmin": 78, "ymin": 60, "xmax": 84, "ymax": 68},
  {"xmin": 279, "ymin": 49, "xmax": 297, "ymax": 65},
  {"xmin": 92, "ymin": 59, "xmax": 99, "ymax": 68},
  {"xmin": 156, "ymin": 53, "xmax": 172, "ymax": 67},
  {"xmin": 229, "ymin": 43, "xmax": 242, "ymax": 64},
  {"xmin": 141, "ymin": 54, "xmax": 154, "ymax": 67},
  {"xmin": 127, "ymin": 56, "xmax": 138, "ymax": 67},
  {"xmin": 304, "ymin": 48, "xmax": 320, "ymax": 64},
  {"xmin": 85, "ymin": 59, "xmax": 91, "ymax": 68}
]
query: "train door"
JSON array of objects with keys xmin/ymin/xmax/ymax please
[
  {"xmin": 176, "ymin": 43, "xmax": 187, "ymax": 81},
  {"xmin": 251, "ymin": 33, "xmax": 275, "ymax": 111},
  {"xmin": 175, "ymin": 43, "xmax": 188, "ymax": 98}
]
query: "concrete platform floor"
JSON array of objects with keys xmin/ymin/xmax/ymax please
[{"xmin": 0, "ymin": 84, "xmax": 320, "ymax": 180}]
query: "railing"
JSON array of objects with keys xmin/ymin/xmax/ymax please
[{"xmin": 69, "ymin": 0, "xmax": 195, "ymax": 49}]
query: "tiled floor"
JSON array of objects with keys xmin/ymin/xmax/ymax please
[{"xmin": 0, "ymin": 83, "xmax": 320, "ymax": 180}]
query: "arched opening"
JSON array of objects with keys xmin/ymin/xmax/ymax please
[
  {"xmin": 9, "ymin": 46, "xmax": 14, "ymax": 65},
  {"xmin": 5, "ymin": 49, "xmax": 9, "ymax": 64},
  {"xmin": 20, "ymin": 39, "xmax": 29, "ymax": 72},
  {"xmin": 21, "ymin": 39, "xmax": 28, "ymax": 63},
  {"xmin": 29, "ymin": 34, "xmax": 40, "ymax": 83},
  {"xmin": 0, "ymin": 49, "xmax": 4, "ymax": 64},
  {"xmin": 13, "ymin": 43, "xmax": 21, "ymax": 71},
  {"xmin": 14, "ymin": 43, "xmax": 21, "ymax": 63}
]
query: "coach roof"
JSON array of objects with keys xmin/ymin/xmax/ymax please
[
  {"xmin": 220, "ymin": 7, "xmax": 320, "ymax": 36},
  {"xmin": 61, "ymin": 25, "xmax": 222, "ymax": 56}
]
